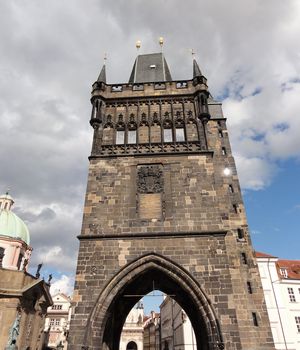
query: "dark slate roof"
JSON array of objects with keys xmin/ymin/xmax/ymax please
[
  {"xmin": 129, "ymin": 53, "xmax": 172, "ymax": 83},
  {"xmin": 193, "ymin": 58, "xmax": 202, "ymax": 77},
  {"xmin": 97, "ymin": 64, "xmax": 106, "ymax": 83}
]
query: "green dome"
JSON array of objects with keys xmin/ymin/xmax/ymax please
[
  {"xmin": 0, "ymin": 192, "xmax": 30, "ymax": 245},
  {"xmin": 0, "ymin": 208, "xmax": 30, "ymax": 245}
]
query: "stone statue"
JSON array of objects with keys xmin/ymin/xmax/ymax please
[
  {"xmin": 5, "ymin": 312, "xmax": 21, "ymax": 349},
  {"xmin": 47, "ymin": 274, "xmax": 52, "ymax": 284},
  {"xmin": 35, "ymin": 263, "xmax": 43, "ymax": 278}
]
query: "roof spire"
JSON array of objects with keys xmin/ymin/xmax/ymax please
[
  {"xmin": 97, "ymin": 53, "xmax": 107, "ymax": 83},
  {"xmin": 193, "ymin": 59, "xmax": 202, "ymax": 78},
  {"xmin": 190, "ymin": 49, "xmax": 202, "ymax": 77}
]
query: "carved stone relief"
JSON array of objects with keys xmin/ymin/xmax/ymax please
[{"xmin": 137, "ymin": 165, "xmax": 163, "ymax": 194}]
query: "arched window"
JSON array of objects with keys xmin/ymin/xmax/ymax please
[
  {"xmin": 116, "ymin": 114, "xmax": 125, "ymax": 145},
  {"xmin": 175, "ymin": 111, "xmax": 185, "ymax": 142},
  {"xmin": 127, "ymin": 114, "xmax": 137, "ymax": 144},
  {"xmin": 126, "ymin": 341, "xmax": 137, "ymax": 350},
  {"xmin": 163, "ymin": 112, "xmax": 173, "ymax": 142}
]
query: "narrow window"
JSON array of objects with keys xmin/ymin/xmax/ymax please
[
  {"xmin": 55, "ymin": 319, "xmax": 60, "ymax": 326},
  {"xmin": 233, "ymin": 204, "xmax": 238, "ymax": 214},
  {"xmin": 0, "ymin": 247, "xmax": 4, "ymax": 268},
  {"xmin": 175, "ymin": 128, "xmax": 185, "ymax": 142},
  {"xmin": 288, "ymin": 288, "xmax": 296, "ymax": 302},
  {"xmin": 222, "ymin": 147, "xmax": 227, "ymax": 155},
  {"xmin": 217, "ymin": 121, "xmax": 222, "ymax": 127},
  {"xmin": 17, "ymin": 254, "xmax": 23, "ymax": 270},
  {"xmin": 295, "ymin": 316, "xmax": 300, "ymax": 333},
  {"xmin": 128, "ymin": 130, "xmax": 137, "ymax": 144},
  {"xmin": 50, "ymin": 319, "xmax": 55, "ymax": 326},
  {"xmin": 237, "ymin": 228, "xmax": 244, "ymax": 239},
  {"xmin": 252, "ymin": 312, "xmax": 258, "ymax": 326},
  {"xmin": 116, "ymin": 130, "xmax": 125, "ymax": 144},
  {"xmin": 241, "ymin": 253, "xmax": 247, "ymax": 265},
  {"xmin": 247, "ymin": 281, "xmax": 253, "ymax": 294},
  {"xmin": 218, "ymin": 130, "xmax": 223, "ymax": 138},
  {"xmin": 164, "ymin": 128, "xmax": 173, "ymax": 142},
  {"xmin": 229, "ymin": 184, "xmax": 234, "ymax": 193}
]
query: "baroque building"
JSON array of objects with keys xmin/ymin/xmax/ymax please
[
  {"xmin": 119, "ymin": 302, "xmax": 144, "ymax": 350},
  {"xmin": 256, "ymin": 252, "xmax": 300, "ymax": 349},
  {"xmin": 69, "ymin": 49, "xmax": 275, "ymax": 350},
  {"xmin": 0, "ymin": 192, "xmax": 52, "ymax": 349},
  {"xmin": 44, "ymin": 292, "xmax": 73, "ymax": 349}
]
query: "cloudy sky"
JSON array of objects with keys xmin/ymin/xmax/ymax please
[{"xmin": 1, "ymin": 0, "xmax": 300, "ymax": 299}]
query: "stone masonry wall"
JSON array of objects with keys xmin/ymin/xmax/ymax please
[
  {"xmin": 70, "ymin": 145, "xmax": 274, "ymax": 349},
  {"xmin": 69, "ymin": 76, "xmax": 274, "ymax": 349}
]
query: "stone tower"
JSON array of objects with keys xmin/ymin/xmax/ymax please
[{"xmin": 69, "ymin": 52, "xmax": 274, "ymax": 350}]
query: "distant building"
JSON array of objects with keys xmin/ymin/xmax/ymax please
[
  {"xmin": 44, "ymin": 292, "xmax": 72, "ymax": 349},
  {"xmin": 143, "ymin": 311, "xmax": 160, "ymax": 350},
  {"xmin": 120, "ymin": 302, "xmax": 144, "ymax": 350},
  {"xmin": 160, "ymin": 296, "xmax": 196, "ymax": 350},
  {"xmin": 256, "ymin": 252, "xmax": 300, "ymax": 350},
  {"xmin": 0, "ymin": 192, "xmax": 52, "ymax": 349}
]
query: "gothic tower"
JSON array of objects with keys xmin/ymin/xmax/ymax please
[{"xmin": 69, "ymin": 51, "xmax": 274, "ymax": 350}]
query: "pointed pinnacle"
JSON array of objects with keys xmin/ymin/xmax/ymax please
[
  {"xmin": 97, "ymin": 64, "xmax": 106, "ymax": 83},
  {"xmin": 193, "ymin": 58, "xmax": 202, "ymax": 78}
]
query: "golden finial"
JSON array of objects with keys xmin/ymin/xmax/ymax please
[
  {"xmin": 136, "ymin": 40, "xmax": 141, "ymax": 50},
  {"xmin": 159, "ymin": 37, "xmax": 164, "ymax": 50}
]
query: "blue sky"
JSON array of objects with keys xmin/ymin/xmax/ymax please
[
  {"xmin": 0, "ymin": 0, "xmax": 299, "ymax": 309},
  {"xmin": 245, "ymin": 158, "xmax": 300, "ymax": 260}
]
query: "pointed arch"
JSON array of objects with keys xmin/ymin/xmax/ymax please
[{"xmin": 82, "ymin": 253, "xmax": 223, "ymax": 350}]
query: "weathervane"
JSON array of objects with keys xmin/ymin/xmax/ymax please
[{"xmin": 190, "ymin": 48, "xmax": 196, "ymax": 60}]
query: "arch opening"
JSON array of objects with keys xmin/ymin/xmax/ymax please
[
  {"xmin": 126, "ymin": 341, "xmax": 137, "ymax": 350},
  {"xmin": 85, "ymin": 254, "xmax": 223, "ymax": 350},
  {"xmin": 120, "ymin": 290, "xmax": 197, "ymax": 350}
]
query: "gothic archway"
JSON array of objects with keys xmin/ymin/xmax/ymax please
[{"xmin": 83, "ymin": 253, "xmax": 224, "ymax": 350}]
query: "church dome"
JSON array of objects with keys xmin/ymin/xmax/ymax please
[{"xmin": 0, "ymin": 193, "xmax": 30, "ymax": 245}]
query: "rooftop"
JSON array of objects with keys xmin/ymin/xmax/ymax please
[{"xmin": 128, "ymin": 53, "xmax": 172, "ymax": 84}]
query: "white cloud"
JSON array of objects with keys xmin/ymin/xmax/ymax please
[
  {"xmin": 50, "ymin": 274, "xmax": 74, "ymax": 296},
  {"xmin": 234, "ymin": 154, "xmax": 276, "ymax": 191}
]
